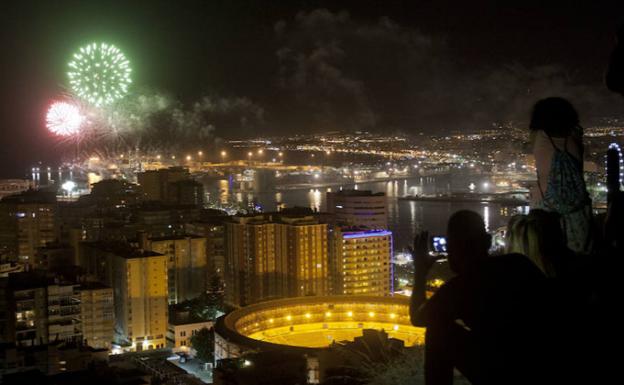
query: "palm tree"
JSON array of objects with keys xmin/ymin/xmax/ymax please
[{"xmin": 321, "ymin": 329, "xmax": 422, "ymax": 385}]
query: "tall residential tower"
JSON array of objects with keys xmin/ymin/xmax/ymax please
[
  {"xmin": 331, "ymin": 228, "xmax": 393, "ymax": 296},
  {"xmin": 326, "ymin": 190, "xmax": 388, "ymax": 229}
]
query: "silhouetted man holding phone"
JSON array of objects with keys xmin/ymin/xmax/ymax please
[{"xmin": 410, "ymin": 210, "xmax": 555, "ymax": 385}]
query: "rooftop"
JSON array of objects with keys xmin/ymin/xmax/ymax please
[
  {"xmin": 0, "ymin": 189, "xmax": 56, "ymax": 204},
  {"xmin": 82, "ymin": 241, "xmax": 164, "ymax": 259}
]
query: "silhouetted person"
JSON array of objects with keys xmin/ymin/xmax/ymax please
[
  {"xmin": 604, "ymin": 191, "xmax": 624, "ymax": 253},
  {"xmin": 529, "ymin": 97, "xmax": 593, "ymax": 254},
  {"xmin": 506, "ymin": 209, "xmax": 582, "ymax": 278},
  {"xmin": 410, "ymin": 210, "xmax": 554, "ymax": 385},
  {"xmin": 505, "ymin": 209, "xmax": 600, "ymax": 384},
  {"xmin": 599, "ymin": 27, "xmax": 624, "ymax": 383},
  {"xmin": 506, "ymin": 213, "xmax": 556, "ymax": 276}
]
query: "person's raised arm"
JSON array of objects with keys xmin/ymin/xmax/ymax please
[{"xmin": 410, "ymin": 230, "xmax": 434, "ymax": 327}]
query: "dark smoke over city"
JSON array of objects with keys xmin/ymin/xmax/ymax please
[{"xmin": 2, "ymin": 1, "xmax": 624, "ymax": 174}]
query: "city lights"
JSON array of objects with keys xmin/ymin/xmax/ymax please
[{"xmin": 6, "ymin": 4, "xmax": 622, "ymax": 384}]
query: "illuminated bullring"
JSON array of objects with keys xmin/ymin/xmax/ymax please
[{"xmin": 215, "ymin": 296, "xmax": 425, "ymax": 352}]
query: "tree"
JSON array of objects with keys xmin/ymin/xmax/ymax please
[
  {"xmin": 205, "ymin": 272, "xmax": 224, "ymax": 314},
  {"xmin": 190, "ymin": 327, "xmax": 214, "ymax": 363},
  {"xmin": 183, "ymin": 273, "xmax": 225, "ymax": 321}
]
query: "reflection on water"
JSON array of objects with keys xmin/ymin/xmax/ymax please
[
  {"xmin": 204, "ymin": 174, "xmax": 527, "ymax": 252},
  {"xmin": 218, "ymin": 179, "xmax": 229, "ymax": 205},
  {"xmin": 308, "ymin": 189, "xmax": 322, "ymax": 212},
  {"xmin": 409, "ymin": 201, "xmax": 416, "ymax": 227}
]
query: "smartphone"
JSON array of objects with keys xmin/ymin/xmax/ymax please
[{"xmin": 431, "ymin": 236, "xmax": 448, "ymax": 254}]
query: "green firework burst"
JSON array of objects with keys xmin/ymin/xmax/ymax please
[{"xmin": 68, "ymin": 42, "xmax": 132, "ymax": 107}]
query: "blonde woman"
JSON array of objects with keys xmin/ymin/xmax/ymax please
[{"xmin": 506, "ymin": 210, "xmax": 575, "ymax": 278}]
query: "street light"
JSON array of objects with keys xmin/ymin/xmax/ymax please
[{"xmin": 221, "ymin": 150, "xmax": 227, "ymax": 157}]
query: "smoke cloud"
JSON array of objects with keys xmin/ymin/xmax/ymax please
[
  {"xmin": 86, "ymin": 91, "xmax": 265, "ymax": 152},
  {"xmin": 272, "ymin": 9, "xmax": 621, "ymax": 134},
  {"xmin": 80, "ymin": 7, "xmax": 623, "ymax": 155}
]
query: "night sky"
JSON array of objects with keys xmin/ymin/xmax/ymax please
[{"xmin": 1, "ymin": 0, "xmax": 623, "ymax": 177}]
